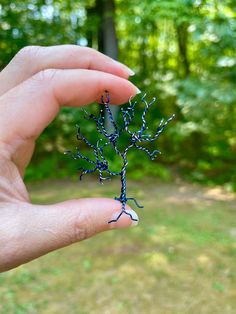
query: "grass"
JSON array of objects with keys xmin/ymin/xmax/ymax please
[{"xmin": 0, "ymin": 177, "xmax": 236, "ymax": 314}]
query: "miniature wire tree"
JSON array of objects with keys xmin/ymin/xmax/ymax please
[{"xmin": 65, "ymin": 91, "xmax": 175, "ymax": 223}]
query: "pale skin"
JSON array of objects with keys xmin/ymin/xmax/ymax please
[{"xmin": 0, "ymin": 45, "xmax": 140, "ymax": 272}]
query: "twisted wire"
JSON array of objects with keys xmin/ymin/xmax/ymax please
[
  {"xmin": 134, "ymin": 144, "xmax": 160, "ymax": 160},
  {"xmin": 147, "ymin": 114, "xmax": 175, "ymax": 142},
  {"xmin": 121, "ymin": 97, "xmax": 137, "ymax": 133},
  {"xmin": 65, "ymin": 91, "xmax": 174, "ymax": 224},
  {"xmin": 79, "ymin": 167, "xmax": 98, "ymax": 180},
  {"xmin": 102, "ymin": 91, "xmax": 118, "ymax": 133},
  {"xmin": 82, "ymin": 108, "xmax": 110, "ymax": 139},
  {"xmin": 139, "ymin": 94, "xmax": 156, "ymax": 135},
  {"xmin": 77, "ymin": 126, "xmax": 95, "ymax": 149}
]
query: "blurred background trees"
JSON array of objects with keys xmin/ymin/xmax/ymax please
[{"xmin": 0, "ymin": 0, "xmax": 235, "ymax": 190}]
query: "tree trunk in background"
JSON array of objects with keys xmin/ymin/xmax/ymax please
[
  {"xmin": 93, "ymin": 0, "xmax": 104, "ymax": 52},
  {"xmin": 176, "ymin": 22, "xmax": 190, "ymax": 77},
  {"xmin": 102, "ymin": 0, "xmax": 118, "ymax": 60},
  {"xmin": 96, "ymin": 0, "xmax": 119, "ymax": 132},
  {"xmin": 151, "ymin": 22, "xmax": 159, "ymax": 73},
  {"xmin": 86, "ymin": 7, "xmax": 95, "ymax": 48}
]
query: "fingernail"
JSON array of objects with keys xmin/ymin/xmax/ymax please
[
  {"xmin": 125, "ymin": 209, "xmax": 139, "ymax": 227},
  {"xmin": 113, "ymin": 60, "xmax": 135, "ymax": 76},
  {"xmin": 126, "ymin": 67, "xmax": 135, "ymax": 76},
  {"xmin": 136, "ymin": 87, "xmax": 142, "ymax": 94},
  {"xmin": 109, "ymin": 209, "xmax": 139, "ymax": 228}
]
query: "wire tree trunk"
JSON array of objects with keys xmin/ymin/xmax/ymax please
[{"xmin": 65, "ymin": 92, "xmax": 175, "ymax": 223}]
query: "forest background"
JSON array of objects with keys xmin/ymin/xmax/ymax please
[{"xmin": 0, "ymin": 0, "xmax": 235, "ymax": 191}]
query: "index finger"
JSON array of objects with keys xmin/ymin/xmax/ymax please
[
  {"xmin": 0, "ymin": 68, "xmax": 140, "ymax": 143},
  {"xmin": 0, "ymin": 45, "xmax": 134, "ymax": 96}
]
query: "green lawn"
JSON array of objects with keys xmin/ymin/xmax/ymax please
[{"xmin": 0, "ymin": 177, "xmax": 236, "ymax": 314}]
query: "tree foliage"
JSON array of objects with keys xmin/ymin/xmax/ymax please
[{"xmin": 0, "ymin": 0, "xmax": 235, "ymax": 189}]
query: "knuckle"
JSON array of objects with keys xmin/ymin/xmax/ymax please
[
  {"xmin": 64, "ymin": 45, "xmax": 95, "ymax": 62},
  {"xmin": 70, "ymin": 211, "xmax": 96, "ymax": 243},
  {"xmin": 83, "ymin": 47, "xmax": 99, "ymax": 59},
  {"xmin": 15, "ymin": 45, "xmax": 42, "ymax": 62},
  {"xmin": 0, "ymin": 204, "xmax": 26, "ymax": 268},
  {"xmin": 32, "ymin": 68, "xmax": 59, "ymax": 83},
  {"xmin": 82, "ymin": 46, "xmax": 95, "ymax": 54}
]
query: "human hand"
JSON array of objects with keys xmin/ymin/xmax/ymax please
[{"xmin": 0, "ymin": 45, "xmax": 139, "ymax": 272}]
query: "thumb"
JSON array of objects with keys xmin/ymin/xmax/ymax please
[
  {"xmin": 39, "ymin": 198, "xmax": 139, "ymax": 244},
  {"xmin": 5, "ymin": 198, "xmax": 139, "ymax": 270}
]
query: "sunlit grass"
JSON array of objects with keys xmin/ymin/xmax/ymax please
[{"xmin": 0, "ymin": 178, "xmax": 236, "ymax": 313}]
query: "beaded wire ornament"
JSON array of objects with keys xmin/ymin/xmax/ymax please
[{"xmin": 65, "ymin": 91, "xmax": 175, "ymax": 223}]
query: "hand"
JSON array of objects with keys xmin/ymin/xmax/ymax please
[{"xmin": 0, "ymin": 45, "xmax": 139, "ymax": 272}]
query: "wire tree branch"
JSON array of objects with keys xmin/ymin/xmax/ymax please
[{"xmin": 65, "ymin": 91, "xmax": 175, "ymax": 223}]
